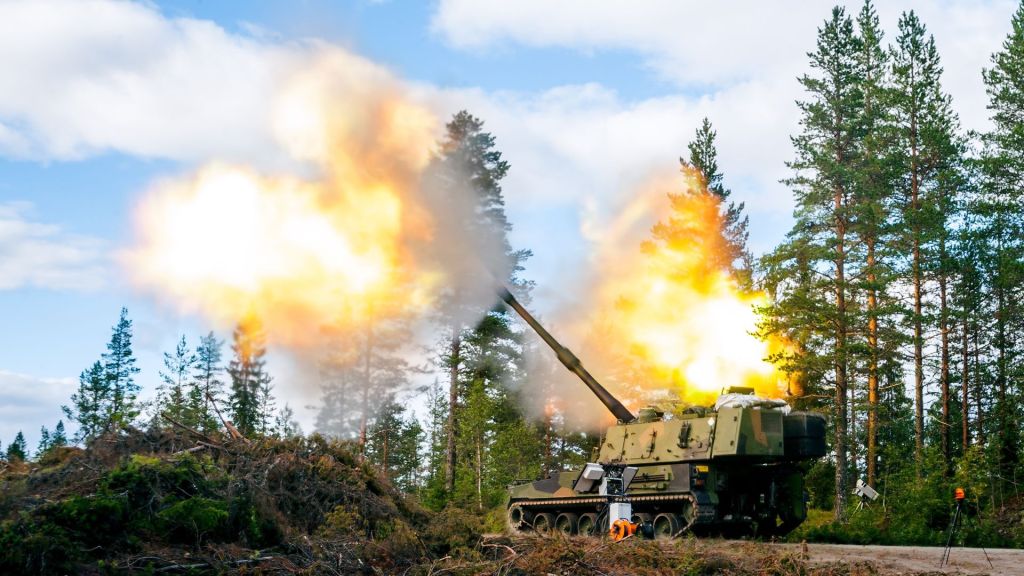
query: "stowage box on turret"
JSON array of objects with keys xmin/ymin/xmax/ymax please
[{"xmin": 498, "ymin": 287, "xmax": 827, "ymax": 538}]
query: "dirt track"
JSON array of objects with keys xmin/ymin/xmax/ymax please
[{"xmin": 778, "ymin": 542, "xmax": 1024, "ymax": 575}]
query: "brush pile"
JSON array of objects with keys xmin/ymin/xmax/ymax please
[{"xmin": 0, "ymin": 429, "xmax": 479, "ymax": 575}]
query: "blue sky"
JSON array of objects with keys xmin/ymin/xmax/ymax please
[{"xmin": 0, "ymin": 0, "xmax": 1018, "ymax": 449}]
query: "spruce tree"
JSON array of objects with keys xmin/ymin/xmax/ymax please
[
  {"xmin": 227, "ymin": 313, "xmax": 272, "ymax": 437},
  {"xmin": 51, "ymin": 421, "xmax": 67, "ymax": 448},
  {"xmin": 681, "ymin": 117, "xmax": 752, "ymax": 286},
  {"xmin": 273, "ymin": 404, "xmax": 302, "ymax": 438},
  {"xmin": 158, "ymin": 335, "xmax": 197, "ymax": 428},
  {"xmin": 6, "ymin": 431, "xmax": 26, "ymax": 462},
  {"xmin": 192, "ymin": 332, "xmax": 225, "ymax": 433},
  {"xmin": 101, "ymin": 307, "xmax": 141, "ymax": 431},
  {"xmin": 63, "ymin": 361, "xmax": 107, "ymax": 442},
  {"xmin": 316, "ymin": 315, "xmax": 410, "ymax": 451},
  {"xmin": 36, "ymin": 426, "xmax": 51, "ymax": 458}
]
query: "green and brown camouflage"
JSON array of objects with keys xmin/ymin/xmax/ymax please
[{"xmin": 499, "ymin": 288, "xmax": 826, "ymax": 538}]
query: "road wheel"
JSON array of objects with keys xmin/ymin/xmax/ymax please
[
  {"xmin": 653, "ymin": 513, "xmax": 680, "ymax": 539},
  {"xmin": 532, "ymin": 512, "xmax": 556, "ymax": 533},
  {"xmin": 631, "ymin": 512, "xmax": 653, "ymax": 525},
  {"xmin": 555, "ymin": 512, "xmax": 578, "ymax": 535},
  {"xmin": 507, "ymin": 504, "xmax": 532, "ymax": 532},
  {"xmin": 577, "ymin": 513, "xmax": 598, "ymax": 536}
]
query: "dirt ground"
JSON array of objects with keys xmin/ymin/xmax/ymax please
[{"xmin": 778, "ymin": 542, "xmax": 1024, "ymax": 575}]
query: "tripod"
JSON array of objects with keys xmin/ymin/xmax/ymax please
[
  {"xmin": 939, "ymin": 500, "xmax": 962, "ymax": 567},
  {"xmin": 939, "ymin": 498, "xmax": 994, "ymax": 569}
]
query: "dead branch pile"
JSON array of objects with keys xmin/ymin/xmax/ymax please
[
  {"xmin": 426, "ymin": 535, "xmax": 889, "ymax": 576},
  {"xmin": 0, "ymin": 428, "xmax": 445, "ymax": 575}
]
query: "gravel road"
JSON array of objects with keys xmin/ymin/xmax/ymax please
[{"xmin": 778, "ymin": 542, "xmax": 1024, "ymax": 575}]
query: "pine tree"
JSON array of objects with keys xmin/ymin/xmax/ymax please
[
  {"xmin": 761, "ymin": 7, "xmax": 863, "ymax": 521},
  {"xmin": 853, "ymin": 0, "xmax": 899, "ymax": 488},
  {"xmin": 316, "ymin": 317, "xmax": 410, "ymax": 450},
  {"xmin": 192, "ymin": 332, "xmax": 225, "ymax": 433},
  {"xmin": 227, "ymin": 313, "xmax": 272, "ymax": 437},
  {"xmin": 423, "ymin": 110, "xmax": 530, "ymax": 498},
  {"xmin": 980, "ymin": 0, "xmax": 1024, "ymax": 475},
  {"xmin": 453, "ymin": 309, "xmax": 542, "ymax": 510},
  {"xmin": 101, "ymin": 307, "xmax": 141, "ymax": 431},
  {"xmin": 681, "ymin": 117, "xmax": 752, "ymax": 285},
  {"xmin": 36, "ymin": 426, "xmax": 51, "ymax": 458},
  {"xmin": 257, "ymin": 373, "xmax": 276, "ymax": 436},
  {"xmin": 889, "ymin": 11, "xmax": 962, "ymax": 476},
  {"xmin": 421, "ymin": 378, "xmax": 450, "ymax": 508},
  {"xmin": 158, "ymin": 335, "xmax": 197, "ymax": 428},
  {"xmin": 6, "ymin": 431, "xmax": 27, "ymax": 462},
  {"xmin": 63, "ymin": 361, "xmax": 107, "ymax": 442},
  {"xmin": 274, "ymin": 404, "xmax": 302, "ymax": 438}
]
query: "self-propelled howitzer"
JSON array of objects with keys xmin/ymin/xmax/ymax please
[{"xmin": 498, "ymin": 287, "xmax": 827, "ymax": 537}]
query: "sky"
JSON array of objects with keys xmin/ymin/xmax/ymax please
[{"xmin": 0, "ymin": 0, "xmax": 1019, "ymax": 449}]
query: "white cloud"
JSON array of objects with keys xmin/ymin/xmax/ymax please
[
  {"xmin": 0, "ymin": 0, "xmax": 310, "ymax": 163},
  {"xmin": 0, "ymin": 202, "xmax": 107, "ymax": 290},
  {"xmin": 0, "ymin": 370, "xmax": 77, "ymax": 451},
  {"xmin": 431, "ymin": 0, "xmax": 1015, "ymax": 132}
]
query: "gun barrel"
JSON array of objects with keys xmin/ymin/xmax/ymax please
[{"xmin": 498, "ymin": 287, "xmax": 636, "ymax": 423}]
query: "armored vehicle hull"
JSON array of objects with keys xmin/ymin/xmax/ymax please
[{"xmin": 507, "ymin": 408, "xmax": 826, "ymax": 537}]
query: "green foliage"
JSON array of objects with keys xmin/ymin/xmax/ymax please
[
  {"xmin": 62, "ymin": 361, "xmax": 107, "ymax": 443},
  {"xmin": 155, "ymin": 334, "xmax": 198, "ymax": 430},
  {"xmin": 192, "ymin": 331, "xmax": 225, "ymax": 434},
  {"xmin": 5, "ymin": 431, "xmax": 26, "ymax": 462},
  {"xmin": 227, "ymin": 313, "xmax": 274, "ymax": 436},
  {"xmin": 682, "ymin": 117, "xmax": 752, "ymax": 286},
  {"xmin": 103, "ymin": 307, "xmax": 142, "ymax": 429},
  {"xmin": 366, "ymin": 399, "xmax": 424, "ymax": 492},
  {"xmin": 62, "ymin": 308, "xmax": 141, "ymax": 441},
  {"xmin": 805, "ymin": 460, "xmax": 837, "ymax": 511},
  {"xmin": 794, "ymin": 448, "xmax": 1024, "ymax": 547},
  {"xmin": 156, "ymin": 497, "xmax": 229, "ymax": 543},
  {"xmin": 418, "ymin": 506, "xmax": 484, "ymax": 555}
]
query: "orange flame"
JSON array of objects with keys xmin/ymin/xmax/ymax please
[{"xmin": 576, "ymin": 167, "xmax": 791, "ymax": 408}]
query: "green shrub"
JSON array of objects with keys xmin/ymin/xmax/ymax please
[{"xmin": 157, "ymin": 497, "xmax": 229, "ymax": 544}]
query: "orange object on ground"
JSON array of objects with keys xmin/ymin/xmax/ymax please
[
  {"xmin": 609, "ymin": 519, "xmax": 637, "ymax": 541},
  {"xmin": 955, "ymin": 487, "xmax": 965, "ymax": 501}
]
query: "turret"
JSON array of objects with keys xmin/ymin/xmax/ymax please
[{"xmin": 498, "ymin": 287, "xmax": 636, "ymax": 423}]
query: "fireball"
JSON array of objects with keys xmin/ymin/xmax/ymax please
[
  {"xmin": 124, "ymin": 53, "xmax": 442, "ymax": 346},
  {"xmin": 579, "ymin": 167, "xmax": 791, "ymax": 407}
]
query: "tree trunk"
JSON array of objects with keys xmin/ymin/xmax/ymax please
[
  {"xmin": 445, "ymin": 327, "xmax": 460, "ymax": 494},
  {"xmin": 849, "ymin": 374, "xmax": 858, "ymax": 483},
  {"xmin": 961, "ymin": 317, "xmax": 970, "ymax": 452},
  {"xmin": 866, "ymin": 237, "xmax": 879, "ymax": 487},
  {"xmin": 973, "ymin": 324, "xmax": 985, "ymax": 444},
  {"xmin": 911, "ymin": 118, "xmax": 924, "ymax": 479},
  {"xmin": 940, "ymin": 255, "xmax": 951, "ymax": 475},
  {"xmin": 833, "ymin": 177, "xmax": 849, "ymax": 522},
  {"xmin": 476, "ymin": 437, "xmax": 483, "ymax": 511}
]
